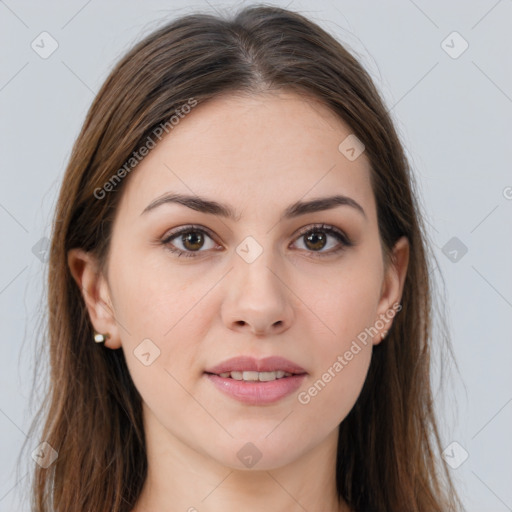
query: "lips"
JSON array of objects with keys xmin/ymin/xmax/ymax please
[
  {"xmin": 205, "ymin": 373, "xmax": 307, "ymax": 405},
  {"xmin": 204, "ymin": 356, "xmax": 308, "ymax": 405},
  {"xmin": 204, "ymin": 355, "xmax": 308, "ymax": 376}
]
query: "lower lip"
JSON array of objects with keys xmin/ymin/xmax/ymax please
[{"xmin": 205, "ymin": 373, "xmax": 307, "ymax": 405}]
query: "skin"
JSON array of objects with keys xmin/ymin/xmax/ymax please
[{"xmin": 68, "ymin": 91, "xmax": 409, "ymax": 512}]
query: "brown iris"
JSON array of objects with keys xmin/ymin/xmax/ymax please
[
  {"xmin": 181, "ymin": 231, "xmax": 204, "ymax": 251},
  {"xmin": 303, "ymin": 230, "xmax": 327, "ymax": 251}
]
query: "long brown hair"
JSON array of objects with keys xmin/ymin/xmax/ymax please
[{"xmin": 22, "ymin": 5, "xmax": 464, "ymax": 511}]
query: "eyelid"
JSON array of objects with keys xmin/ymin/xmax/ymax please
[
  {"xmin": 292, "ymin": 223, "xmax": 351, "ymax": 245},
  {"xmin": 161, "ymin": 223, "xmax": 218, "ymax": 244}
]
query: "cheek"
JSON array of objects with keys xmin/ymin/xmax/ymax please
[
  {"xmin": 109, "ymin": 245, "xmax": 212, "ymax": 337},
  {"xmin": 114, "ymin": 276, "xmax": 208, "ymax": 429},
  {"xmin": 107, "ymin": 253, "xmax": 213, "ymax": 398},
  {"xmin": 307, "ymin": 263, "xmax": 382, "ymax": 345},
  {"xmin": 302, "ymin": 344, "xmax": 372, "ymax": 423},
  {"xmin": 296, "ymin": 293, "xmax": 375, "ymax": 430},
  {"xmin": 298, "ymin": 262, "xmax": 381, "ymax": 408}
]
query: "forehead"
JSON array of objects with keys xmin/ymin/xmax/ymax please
[{"xmin": 116, "ymin": 91, "xmax": 375, "ymax": 221}]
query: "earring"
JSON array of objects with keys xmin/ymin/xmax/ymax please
[
  {"xmin": 381, "ymin": 330, "xmax": 388, "ymax": 340},
  {"xmin": 93, "ymin": 331, "xmax": 110, "ymax": 343}
]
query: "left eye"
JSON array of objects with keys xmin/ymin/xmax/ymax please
[
  {"xmin": 161, "ymin": 223, "xmax": 351, "ymax": 258},
  {"xmin": 292, "ymin": 224, "xmax": 351, "ymax": 255}
]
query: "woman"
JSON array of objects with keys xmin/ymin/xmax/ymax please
[{"xmin": 26, "ymin": 5, "xmax": 463, "ymax": 511}]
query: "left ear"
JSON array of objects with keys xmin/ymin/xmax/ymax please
[{"xmin": 374, "ymin": 236, "xmax": 409, "ymax": 345}]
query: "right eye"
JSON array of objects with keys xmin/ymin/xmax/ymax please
[{"xmin": 161, "ymin": 225, "xmax": 221, "ymax": 258}]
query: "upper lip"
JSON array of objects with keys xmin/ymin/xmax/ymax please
[{"xmin": 205, "ymin": 356, "xmax": 308, "ymax": 375}]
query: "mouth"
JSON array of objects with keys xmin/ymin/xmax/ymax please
[
  {"xmin": 204, "ymin": 355, "xmax": 308, "ymax": 404},
  {"xmin": 204, "ymin": 370, "xmax": 305, "ymax": 381}
]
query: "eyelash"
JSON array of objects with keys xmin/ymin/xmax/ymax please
[{"xmin": 160, "ymin": 223, "xmax": 353, "ymax": 259}]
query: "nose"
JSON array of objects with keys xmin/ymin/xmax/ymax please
[{"xmin": 221, "ymin": 248, "xmax": 294, "ymax": 337}]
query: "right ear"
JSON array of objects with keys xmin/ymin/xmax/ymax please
[{"xmin": 67, "ymin": 248, "xmax": 122, "ymax": 349}]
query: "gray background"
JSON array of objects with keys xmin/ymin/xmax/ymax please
[{"xmin": 1, "ymin": 0, "xmax": 511, "ymax": 510}]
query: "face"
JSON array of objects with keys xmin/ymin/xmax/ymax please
[{"xmin": 71, "ymin": 91, "xmax": 408, "ymax": 471}]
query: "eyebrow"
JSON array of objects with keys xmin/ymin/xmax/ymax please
[{"xmin": 140, "ymin": 192, "xmax": 366, "ymax": 220}]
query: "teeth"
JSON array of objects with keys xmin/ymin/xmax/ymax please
[{"xmin": 218, "ymin": 370, "xmax": 293, "ymax": 381}]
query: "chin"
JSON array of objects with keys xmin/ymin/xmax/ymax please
[{"xmin": 208, "ymin": 435, "xmax": 302, "ymax": 472}]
